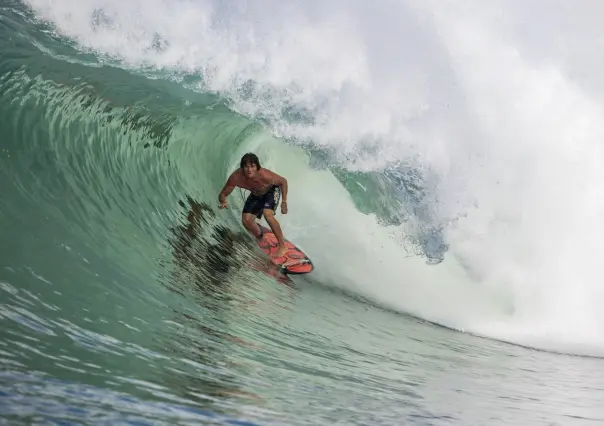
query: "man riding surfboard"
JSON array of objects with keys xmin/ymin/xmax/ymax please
[{"xmin": 218, "ymin": 153, "xmax": 289, "ymax": 258}]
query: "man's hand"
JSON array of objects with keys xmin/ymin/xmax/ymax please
[
  {"xmin": 281, "ymin": 201, "xmax": 288, "ymax": 214},
  {"xmin": 218, "ymin": 174, "xmax": 236, "ymax": 210}
]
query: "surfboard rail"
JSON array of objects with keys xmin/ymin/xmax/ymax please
[{"xmin": 257, "ymin": 225, "xmax": 314, "ymax": 275}]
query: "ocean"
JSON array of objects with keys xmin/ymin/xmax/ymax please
[{"xmin": 2, "ymin": 0, "xmax": 604, "ymax": 424}]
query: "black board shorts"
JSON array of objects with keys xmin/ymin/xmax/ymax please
[{"xmin": 242, "ymin": 185, "xmax": 281, "ymax": 219}]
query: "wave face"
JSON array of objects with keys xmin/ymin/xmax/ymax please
[
  {"xmin": 19, "ymin": 0, "xmax": 604, "ymax": 353},
  {"xmin": 3, "ymin": 0, "xmax": 604, "ymax": 424}
]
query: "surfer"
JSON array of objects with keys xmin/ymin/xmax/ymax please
[{"xmin": 218, "ymin": 153, "xmax": 289, "ymax": 258}]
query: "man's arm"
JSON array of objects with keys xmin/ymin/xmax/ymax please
[
  {"xmin": 266, "ymin": 170, "xmax": 287, "ymax": 201},
  {"xmin": 218, "ymin": 173, "xmax": 237, "ymax": 208}
]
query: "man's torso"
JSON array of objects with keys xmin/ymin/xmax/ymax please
[{"xmin": 232, "ymin": 169, "xmax": 274, "ymax": 196}]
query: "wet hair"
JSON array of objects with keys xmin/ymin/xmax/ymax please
[{"xmin": 240, "ymin": 152, "xmax": 261, "ymax": 170}]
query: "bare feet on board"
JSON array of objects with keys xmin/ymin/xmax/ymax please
[{"xmin": 271, "ymin": 245, "xmax": 288, "ymax": 259}]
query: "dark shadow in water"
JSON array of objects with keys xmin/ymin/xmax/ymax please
[
  {"xmin": 166, "ymin": 195, "xmax": 291, "ymax": 296},
  {"xmin": 152, "ymin": 195, "xmax": 294, "ymax": 414},
  {"xmin": 166, "ymin": 195, "xmax": 248, "ymax": 296}
]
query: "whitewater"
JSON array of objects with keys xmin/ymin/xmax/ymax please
[{"xmin": 2, "ymin": 0, "xmax": 604, "ymax": 424}]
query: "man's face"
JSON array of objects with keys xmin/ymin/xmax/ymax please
[{"xmin": 243, "ymin": 162, "xmax": 258, "ymax": 178}]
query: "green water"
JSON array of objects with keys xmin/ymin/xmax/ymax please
[{"xmin": 2, "ymin": 2, "xmax": 604, "ymax": 425}]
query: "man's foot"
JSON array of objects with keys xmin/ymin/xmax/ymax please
[{"xmin": 271, "ymin": 244, "xmax": 288, "ymax": 259}]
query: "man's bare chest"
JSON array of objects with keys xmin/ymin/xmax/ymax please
[{"xmin": 238, "ymin": 177, "xmax": 271, "ymax": 194}]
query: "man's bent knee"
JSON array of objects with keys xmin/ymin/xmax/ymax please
[
  {"xmin": 242, "ymin": 214, "xmax": 256, "ymax": 228},
  {"xmin": 263, "ymin": 209, "xmax": 276, "ymax": 219}
]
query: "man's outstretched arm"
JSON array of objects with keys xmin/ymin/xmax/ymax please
[{"xmin": 218, "ymin": 174, "xmax": 236, "ymax": 208}]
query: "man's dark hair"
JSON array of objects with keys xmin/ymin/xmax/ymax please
[{"xmin": 240, "ymin": 153, "xmax": 261, "ymax": 170}]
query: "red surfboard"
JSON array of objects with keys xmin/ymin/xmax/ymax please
[{"xmin": 256, "ymin": 225, "xmax": 314, "ymax": 275}]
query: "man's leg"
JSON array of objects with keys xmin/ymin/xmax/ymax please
[
  {"xmin": 242, "ymin": 193, "xmax": 264, "ymax": 240},
  {"xmin": 242, "ymin": 213, "xmax": 262, "ymax": 239},
  {"xmin": 263, "ymin": 209, "xmax": 288, "ymax": 257}
]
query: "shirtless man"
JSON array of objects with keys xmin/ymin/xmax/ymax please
[{"xmin": 218, "ymin": 153, "xmax": 289, "ymax": 258}]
